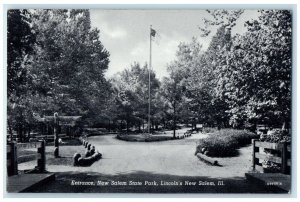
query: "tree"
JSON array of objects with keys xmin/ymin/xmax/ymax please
[
  {"xmin": 7, "ymin": 9, "xmax": 111, "ymax": 141},
  {"xmin": 160, "ymin": 67, "xmax": 187, "ymax": 137},
  {"xmin": 201, "ymin": 25, "xmax": 232, "ymax": 127},
  {"xmin": 7, "ymin": 9, "xmax": 35, "ymax": 97},
  {"xmin": 7, "ymin": 9, "xmax": 36, "ymax": 141},
  {"xmin": 216, "ymin": 10, "xmax": 292, "ymax": 128},
  {"xmin": 199, "ymin": 9, "xmax": 244, "ymax": 37},
  {"xmin": 29, "ymin": 9, "xmax": 110, "ymax": 118},
  {"xmin": 111, "ymin": 62, "xmax": 160, "ymax": 132},
  {"xmin": 166, "ymin": 32, "xmax": 231, "ymax": 129}
]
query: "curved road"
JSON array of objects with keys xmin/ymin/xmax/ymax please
[
  {"xmin": 21, "ymin": 133, "xmax": 262, "ymax": 193},
  {"xmin": 81, "ymin": 134, "xmax": 252, "ymax": 178}
]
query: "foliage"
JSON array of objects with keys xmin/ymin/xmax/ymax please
[
  {"xmin": 7, "ymin": 9, "xmax": 35, "ymax": 97},
  {"xmin": 110, "ymin": 62, "xmax": 160, "ymax": 132},
  {"xmin": 7, "ymin": 9, "xmax": 292, "ymax": 143},
  {"xmin": 199, "ymin": 9, "xmax": 244, "ymax": 37},
  {"xmin": 168, "ymin": 28, "xmax": 231, "ymax": 128},
  {"xmin": 7, "ymin": 9, "xmax": 37, "ymax": 140},
  {"xmin": 215, "ymin": 10, "xmax": 292, "ymax": 128},
  {"xmin": 202, "ymin": 127, "xmax": 218, "ymax": 134},
  {"xmin": 7, "ymin": 9, "xmax": 111, "ymax": 141},
  {"xmin": 259, "ymin": 129, "xmax": 291, "ymax": 173},
  {"xmin": 196, "ymin": 129, "xmax": 258, "ymax": 157},
  {"xmin": 260, "ymin": 129, "xmax": 291, "ymax": 143},
  {"xmin": 29, "ymin": 9, "xmax": 110, "ymax": 117},
  {"xmin": 116, "ymin": 134, "xmax": 173, "ymax": 142},
  {"xmin": 160, "ymin": 65, "xmax": 188, "ymax": 137}
]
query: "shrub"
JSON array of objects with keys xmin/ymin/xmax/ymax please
[
  {"xmin": 197, "ymin": 135, "xmax": 239, "ymax": 157},
  {"xmin": 219, "ymin": 129, "xmax": 258, "ymax": 145},
  {"xmin": 196, "ymin": 129, "xmax": 258, "ymax": 157},
  {"xmin": 260, "ymin": 129, "xmax": 291, "ymax": 173},
  {"xmin": 260, "ymin": 129, "xmax": 291, "ymax": 143},
  {"xmin": 202, "ymin": 127, "xmax": 218, "ymax": 134}
]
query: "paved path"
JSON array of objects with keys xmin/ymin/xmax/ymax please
[
  {"xmin": 19, "ymin": 133, "xmax": 252, "ymax": 178},
  {"xmin": 18, "ymin": 133, "xmax": 262, "ymax": 193},
  {"xmin": 97, "ymin": 134, "xmax": 251, "ymax": 178},
  {"xmin": 48, "ymin": 134, "xmax": 252, "ymax": 178}
]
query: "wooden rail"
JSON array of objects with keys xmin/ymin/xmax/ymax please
[{"xmin": 252, "ymin": 139, "xmax": 291, "ymax": 174}]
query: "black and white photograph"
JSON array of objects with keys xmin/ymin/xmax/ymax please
[{"xmin": 4, "ymin": 7, "xmax": 294, "ymax": 194}]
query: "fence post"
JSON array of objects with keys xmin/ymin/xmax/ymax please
[
  {"xmin": 37, "ymin": 140, "xmax": 46, "ymax": 172},
  {"xmin": 281, "ymin": 142, "xmax": 288, "ymax": 174},
  {"xmin": 7, "ymin": 142, "xmax": 18, "ymax": 176},
  {"xmin": 252, "ymin": 139, "xmax": 259, "ymax": 171}
]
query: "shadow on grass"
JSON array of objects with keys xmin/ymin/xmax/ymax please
[{"xmin": 25, "ymin": 171, "xmax": 283, "ymax": 193}]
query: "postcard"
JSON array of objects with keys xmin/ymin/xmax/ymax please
[{"xmin": 6, "ymin": 7, "xmax": 292, "ymax": 194}]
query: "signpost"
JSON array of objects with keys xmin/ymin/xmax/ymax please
[{"xmin": 53, "ymin": 113, "xmax": 59, "ymax": 158}]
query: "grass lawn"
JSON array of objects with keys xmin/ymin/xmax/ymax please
[{"xmin": 18, "ymin": 138, "xmax": 87, "ymax": 171}]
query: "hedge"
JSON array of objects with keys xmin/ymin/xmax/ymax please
[{"xmin": 196, "ymin": 129, "xmax": 258, "ymax": 157}]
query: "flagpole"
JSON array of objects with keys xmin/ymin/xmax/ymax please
[{"xmin": 148, "ymin": 25, "xmax": 152, "ymax": 135}]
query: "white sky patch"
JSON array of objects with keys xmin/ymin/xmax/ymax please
[
  {"xmin": 130, "ymin": 42, "xmax": 145, "ymax": 57},
  {"xmin": 125, "ymin": 32, "xmax": 191, "ymax": 79},
  {"xmin": 90, "ymin": 10, "xmax": 260, "ymax": 80},
  {"xmin": 152, "ymin": 33, "xmax": 190, "ymax": 79},
  {"xmin": 100, "ymin": 23, "xmax": 127, "ymax": 39},
  {"xmin": 106, "ymin": 27, "xmax": 127, "ymax": 39}
]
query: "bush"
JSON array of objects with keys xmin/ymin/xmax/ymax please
[
  {"xmin": 260, "ymin": 129, "xmax": 291, "ymax": 143},
  {"xmin": 260, "ymin": 129, "xmax": 291, "ymax": 173},
  {"xmin": 202, "ymin": 127, "xmax": 218, "ymax": 134},
  {"xmin": 196, "ymin": 129, "xmax": 258, "ymax": 157}
]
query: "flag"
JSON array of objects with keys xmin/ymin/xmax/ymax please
[{"xmin": 150, "ymin": 28, "xmax": 156, "ymax": 37}]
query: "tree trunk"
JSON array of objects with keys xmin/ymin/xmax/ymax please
[
  {"xmin": 27, "ymin": 124, "xmax": 31, "ymax": 142},
  {"xmin": 151, "ymin": 120, "xmax": 154, "ymax": 132},
  {"xmin": 108, "ymin": 120, "xmax": 111, "ymax": 132},
  {"xmin": 8, "ymin": 121, "xmax": 13, "ymax": 142},
  {"xmin": 17, "ymin": 124, "xmax": 22, "ymax": 142},
  {"xmin": 173, "ymin": 102, "xmax": 176, "ymax": 138},
  {"xmin": 126, "ymin": 120, "xmax": 129, "ymax": 133}
]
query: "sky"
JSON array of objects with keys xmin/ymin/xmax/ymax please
[{"xmin": 90, "ymin": 9, "xmax": 260, "ymax": 80}]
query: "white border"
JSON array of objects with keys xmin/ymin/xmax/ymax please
[{"xmin": 0, "ymin": 0, "xmax": 299, "ymax": 201}]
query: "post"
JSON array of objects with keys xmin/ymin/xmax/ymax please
[
  {"xmin": 54, "ymin": 112, "xmax": 59, "ymax": 158},
  {"xmin": 7, "ymin": 142, "xmax": 18, "ymax": 176},
  {"xmin": 281, "ymin": 142, "xmax": 288, "ymax": 174},
  {"xmin": 252, "ymin": 139, "xmax": 259, "ymax": 171},
  {"xmin": 148, "ymin": 25, "xmax": 152, "ymax": 135},
  {"xmin": 37, "ymin": 140, "xmax": 46, "ymax": 172}
]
